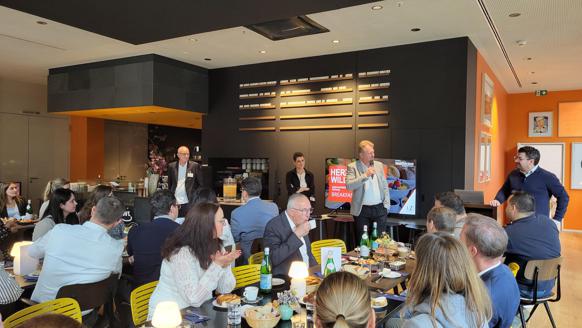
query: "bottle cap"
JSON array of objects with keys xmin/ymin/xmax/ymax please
[{"xmin": 264, "ymin": 247, "xmax": 270, "ymax": 254}]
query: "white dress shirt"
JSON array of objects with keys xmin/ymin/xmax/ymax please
[
  {"xmin": 362, "ymin": 173, "xmax": 382, "ymax": 205},
  {"xmin": 297, "ymin": 171, "xmax": 307, "ymax": 188},
  {"xmin": 285, "ymin": 211, "xmax": 309, "ymax": 265},
  {"xmin": 29, "ymin": 222, "xmax": 123, "ymax": 304},
  {"xmin": 175, "ymin": 163, "xmax": 189, "ymax": 204}
]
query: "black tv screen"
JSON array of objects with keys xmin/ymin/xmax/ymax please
[{"xmin": 324, "ymin": 158, "xmax": 417, "ymax": 215}]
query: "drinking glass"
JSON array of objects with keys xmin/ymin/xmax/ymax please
[
  {"xmin": 227, "ymin": 302, "xmax": 241, "ymax": 325},
  {"xmin": 398, "ymin": 243, "xmax": 411, "ymax": 260}
]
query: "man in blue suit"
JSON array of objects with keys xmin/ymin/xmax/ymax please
[
  {"xmin": 461, "ymin": 213, "xmax": 520, "ymax": 328},
  {"xmin": 231, "ymin": 177, "xmax": 279, "ymax": 263}
]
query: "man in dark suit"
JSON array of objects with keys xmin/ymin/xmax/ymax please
[
  {"xmin": 127, "ymin": 190, "xmax": 180, "ymax": 287},
  {"xmin": 263, "ymin": 194, "xmax": 317, "ymax": 276},
  {"xmin": 461, "ymin": 213, "xmax": 520, "ymax": 328},
  {"xmin": 167, "ymin": 146, "xmax": 201, "ymax": 217}
]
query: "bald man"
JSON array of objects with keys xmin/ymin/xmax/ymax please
[{"xmin": 167, "ymin": 146, "xmax": 201, "ymax": 217}]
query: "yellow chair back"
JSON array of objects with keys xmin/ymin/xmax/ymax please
[
  {"xmin": 508, "ymin": 262, "xmax": 520, "ymax": 277},
  {"xmin": 311, "ymin": 239, "xmax": 347, "ymax": 264},
  {"xmin": 3, "ymin": 298, "xmax": 82, "ymax": 328},
  {"xmin": 232, "ymin": 264, "xmax": 261, "ymax": 289},
  {"xmin": 130, "ymin": 280, "xmax": 158, "ymax": 326},
  {"xmin": 248, "ymin": 251, "xmax": 264, "ymax": 265}
]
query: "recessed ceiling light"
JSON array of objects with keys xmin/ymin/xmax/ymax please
[
  {"xmin": 509, "ymin": 13, "xmax": 521, "ymax": 18},
  {"xmin": 531, "ymin": 82, "xmax": 538, "ymax": 85},
  {"xmin": 259, "ymin": 50, "xmax": 267, "ymax": 54},
  {"xmin": 530, "ymin": 71, "xmax": 535, "ymax": 74},
  {"xmin": 189, "ymin": 37, "xmax": 198, "ymax": 42},
  {"xmin": 371, "ymin": 5, "xmax": 383, "ymax": 10},
  {"xmin": 516, "ymin": 40, "xmax": 527, "ymax": 47},
  {"xmin": 525, "ymin": 57, "xmax": 533, "ymax": 61},
  {"xmin": 36, "ymin": 21, "xmax": 47, "ymax": 25},
  {"xmin": 204, "ymin": 58, "xmax": 212, "ymax": 61},
  {"xmin": 411, "ymin": 28, "xmax": 421, "ymax": 32},
  {"xmin": 183, "ymin": 51, "xmax": 189, "ymax": 55},
  {"xmin": 332, "ymin": 40, "xmax": 340, "ymax": 44}
]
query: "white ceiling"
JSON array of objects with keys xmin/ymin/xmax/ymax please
[{"xmin": 1, "ymin": 0, "xmax": 581, "ymax": 93}]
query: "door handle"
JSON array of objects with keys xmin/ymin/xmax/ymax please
[{"xmin": 29, "ymin": 177, "xmax": 40, "ymax": 183}]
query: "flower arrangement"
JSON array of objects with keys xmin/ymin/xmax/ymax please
[
  {"xmin": 146, "ymin": 149, "xmax": 167, "ymax": 175},
  {"xmin": 276, "ymin": 290, "xmax": 299, "ymax": 306}
]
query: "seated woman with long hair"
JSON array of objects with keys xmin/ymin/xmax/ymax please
[
  {"xmin": 148, "ymin": 203, "xmax": 241, "ymax": 317},
  {"xmin": 0, "ymin": 182, "xmax": 26, "ymax": 219},
  {"xmin": 32, "ymin": 188, "xmax": 79, "ymax": 241},
  {"xmin": 38, "ymin": 178, "xmax": 70, "ymax": 220},
  {"xmin": 386, "ymin": 232, "xmax": 491, "ymax": 328},
  {"xmin": 316, "ymin": 271, "xmax": 376, "ymax": 328}
]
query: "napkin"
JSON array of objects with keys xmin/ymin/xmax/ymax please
[{"xmin": 183, "ymin": 311, "xmax": 210, "ymax": 324}]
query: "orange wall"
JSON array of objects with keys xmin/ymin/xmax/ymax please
[
  {"xmin": 506, "ymin": 90, "xmax": 582, "ymax": 231},
  {"xmin": 69, "ymin": 117, "xmax": 104, "ymax": 181},
  {"xmin": 473, "ymin": 52, "xmax": 509, "ymax": 222}
]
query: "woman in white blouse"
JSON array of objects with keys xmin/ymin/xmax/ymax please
[{"xmin": 148, "ymin": 202, "xmax": 241, "ymax": 317}]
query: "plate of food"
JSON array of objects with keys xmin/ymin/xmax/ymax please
[
  {"xmin": 213, "ymin": 294, "xmax": 241, "ymax": 309},
  {"xmin": 371, "ymin": 296, "xmax": 388, "ymax": 310},
  {"xmin": 343, "ymin": 264, "xmax": 370, "ymax": 279},
  {"xmin": 244, "ymin": 302, "xmax": 281, "ymax": 328}
]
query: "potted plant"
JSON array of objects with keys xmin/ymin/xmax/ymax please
[
  {"xmin": 275, "ymin": 290, "xmax": 299, "ymax": 321},
  {"xmin": 146, "ymin": 149, "xmax": 167, "ymax": 195}
]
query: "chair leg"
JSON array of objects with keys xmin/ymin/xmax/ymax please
[
  {"xmin": 543, "ymin": 302, "xmax": 557, "ymax": 328},
  {"xmin": 518, "ymin": 305, "xmax": 527, "ymax": 328},
  {"xmin": 526, "ymin": 304, "xmax": 539, "ymax": 322}
]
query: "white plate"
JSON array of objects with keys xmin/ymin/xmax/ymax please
[
  {"xmin": 272, "ymin": 278, "xmax": 285, "ymax": 286},
  {"xmin": 212, "ymin": 299, "xmax": 228, "ymax": 309},
  {"xmin": 383, "ymin": 271, "xmax": 402, "ymax": 279},
  {"xmin": 242, "ymin": 296, "xmax": 263, "ymax": 304}
]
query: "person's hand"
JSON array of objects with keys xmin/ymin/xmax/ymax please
[
  {"xmin": 212, "ymin": 249, "xmax": 242, "ymax": 268},
  {"xmin": 128, "ymin": 256, "xmax": 135, "ymax": 265},
  {"xmin": 297, "ymin": 187, "xmax": 310, "ymax": 193},
  {"xmin": 489, "ymin": 200, "xmax": 501, "ymax": 207},
  {"xmin": 294, "ymin": 221, "xmax": 310, "ymax": 238},
  {"xmin": 365, "ymin": 166, "xmax": 376, "ymax": 177},
  {"xmin": 4, "ymin": 219, "xmax": 17, "ymax": 229}
]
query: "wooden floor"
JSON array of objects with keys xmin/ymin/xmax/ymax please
[{"xmin": 528, "ymin": 232, "xmax": 582, "ymax": 327}]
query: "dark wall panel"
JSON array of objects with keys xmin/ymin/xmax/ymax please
[{"xmin": 204, "ymin": 37, "xmax": 471, "ymax": 218}]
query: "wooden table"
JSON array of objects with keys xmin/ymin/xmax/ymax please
[{"xmin": 5, "ymin": 268, "xmax": 36, "ymax": 289}]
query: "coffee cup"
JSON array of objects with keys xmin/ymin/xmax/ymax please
[
  {"xmin": 308, "ymin": 220, "xmax": 317, "ymax": 230},
  {"xmin": 243, "ymin": 286, "xmax": 258, "ymax": 301}
]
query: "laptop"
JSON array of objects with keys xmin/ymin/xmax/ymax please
[{"xmin": 454, "ymin": 189, "xmax": 484, "ymax": 204}]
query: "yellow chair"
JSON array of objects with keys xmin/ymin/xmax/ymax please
[
  {"xmin": 248, "ymin": 251, "xmax": 264, "ymax": 265},
  {"xmin": 130, "ymin": 280, "xmax": 158, "ymax": 326},
  {"xmin": 232, "ymin": 264, "xmax": 261, "ymax": 289},
  {"xmin": 311, "ymin": 239, "xmax": 347, "ymax": 264},
  {"xmin": 508, "ymin": 262, "xmax": 520, "ymax": 277},
  {"xmin": 3, "ymin": 298, "xmax": 82, "ymax": 328}
]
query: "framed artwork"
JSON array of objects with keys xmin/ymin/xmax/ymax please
[
  {"xmin": 528, "ymin": 111, "xmax": 553, "ymax": 137},
  {"xmin": 572, "ymin": 143, "xmax": 582, "ymax": 189},
  {"xmin": 481, "ymin": 73, "xmax": 494, "ymax": 127},
  {"xmin": 478, "ymin": 132, "xmax": 492, "ymax": 183}
]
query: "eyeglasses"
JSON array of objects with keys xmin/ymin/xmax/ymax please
[
  {"xmin": 513, "ymin": 155, "xmax": 530, "ymax": 161},
  {"xmin": 292, "ymin": 207, "xmax": 314, "ymax": 215}
]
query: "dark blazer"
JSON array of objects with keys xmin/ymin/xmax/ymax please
[
  {"xmin": 167, "ymin": 160, "xmax": 201, "ymax": 201},
  {"xmin": 127, "ymin": 216, "xmax": 180, "ymax": 287},
  {"xmin": 286, "ymin": 169, "xmax": 315, "ymax": 199},
  {"xmin": 0, "ymin": 198, "xmax": 27, "ymax": 218},
  {"xmin": 263, "ymin": 212, "xmax": 317, "ymax": 276}
]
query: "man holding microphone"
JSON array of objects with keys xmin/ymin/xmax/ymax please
[{"xmin": 346, "ymin": 140, "xmax": 391, "ymax": 239}]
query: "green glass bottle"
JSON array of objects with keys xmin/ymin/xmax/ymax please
[
  {"xmin": 26, "ymin": 199, "xmax": 33, "ymax": 215},
  {"xmin": 259, "ymin": 247, "xmax": 272, "ymax": 293},
  {"xmin": 323, "ymin": 251, "xmax": 336, "ymax": 277},
  {"xmin": 360, "ymin": 225, "xmax": 371, "ymax": 259},
  {"xmin": 371, "ymin": 222, "xmax": 379, "ymax": 251}
]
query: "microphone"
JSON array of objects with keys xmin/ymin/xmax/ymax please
[{"xmin": 369, "ymin": 160, "xmax": 374, "ymax": 178}]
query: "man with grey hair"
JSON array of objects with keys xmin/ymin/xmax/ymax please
[
  {"xmin": 426, "ymin": 207, "xmax": 456, "ymax": 234},
  {"xmin": 231, "ymin": 177, "xmax": 278, "ymax": 262},
  {"xmin": 461, "ymin": 214, "xmax": 519, "ymax": 328},
  {"xmin": 29, "ymin": 197, "xmax": 125, "ymax": 305},
  {"xmin": 263, "ymin": 193, "xmax": 317, "ymax": 275}
]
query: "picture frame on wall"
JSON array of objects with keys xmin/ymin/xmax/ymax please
[
  {"xmin": 572, "ymin": 143, "xmax": 582, "ymax": 190},
  {"xmin": 481, "ymin": 73, "xmax": 494, "ymax": 127},
  {"xmin": 478, "ymin": 132, "xmax": 492, "ymax": 183},
  {"xmin": 528, "ymin": 111, "xmax": 553, "ymax": 137}
]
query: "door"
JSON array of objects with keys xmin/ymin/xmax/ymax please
[{"xmin": 0, "ymin": 113, "xmax": 29, "ymax": 196}]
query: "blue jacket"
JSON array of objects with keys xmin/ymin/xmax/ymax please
[
  {"xmin": 231, "ymin": 198, "xmax": 279, "ymax": 262},
  {"xmin": 127, "ymin": 216, "xmax": 179, "ymax": 287},
  {"xmin": 495, "ymin": 167, "xmax": 569, "ymax": 221},
  {"xmin": 481, "ymin": 264, "xmax": 520, "ymax": 328}
]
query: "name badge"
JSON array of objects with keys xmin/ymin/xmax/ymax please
[{"xmin": 187, "ymin": 172, "xmax": 194, "ymax": 178}]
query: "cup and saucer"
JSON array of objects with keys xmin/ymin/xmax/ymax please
[{"xmin": 241, "ymin": 286, "xmax": 263, "ymax": 304}]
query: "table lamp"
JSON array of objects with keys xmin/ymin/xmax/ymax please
[
  {"xmin": 10, "ymin": 241, "xmax": 38, "ymax": 276},
  {"xmin": 289, "ymin": 261, "xmax": 309, "ymax": 299},
  {"xmin": 152, "ymin": 301, "xmax": 182, "ymax": 328}
]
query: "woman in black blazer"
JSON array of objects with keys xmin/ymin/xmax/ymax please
[
  {"xmin": 286, "ymin": 152, "xmax": 315, "ymax": 202},
  {"xmin": 0, "ymin": 182, "xmax": 26, "ymax": 219}
]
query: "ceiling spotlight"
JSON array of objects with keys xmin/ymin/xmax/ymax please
[
  {"xmin": 259, "ymin": 50, "xmax": 267, "ymax": 54},
  {"xmin": 509, "ymin": 13, "xmax": 521, "ymax": 18},
  {"xmin": 531, "ymin": 82, "xmax": 538, "ymax": 85},
  {"xmin": 36, "ymin": 21, "xmax": 47, "ymax": 25},
  {"xmin": 183, "ymin": 51, "xmax": 189, "ymax": 55},
  {"xmin": 189, "ymin": 37, "xmax": 198, "ymax": 42},
  {"xmin": 204, "ymin": 58, "xmax": 212, "ymax": 61},
  {"xmin": 530, "ymin": 71, "xmax": 535, "ymax": 74},
  {"xmin": 332, "ymin": 40, "xmax": 340, "ymax": 44},
  {"xmin": 516, "ymin": 40, "xmax": 527, "ymax": 47},
  {"xmin": 371, "ymin": 5, "xmax": 383, "ymax": 10},
  {"xmin": 525, "ymin": 57, "xmax": 533, "ymax": 61},
  {"xmin": 411, "ymin": 28, "xmax": 421, "ymax": 32}
]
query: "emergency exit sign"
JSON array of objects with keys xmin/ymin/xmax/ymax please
[{"xmin": 535, "ymin": 90, "xmax": 548, "ymax": 96}]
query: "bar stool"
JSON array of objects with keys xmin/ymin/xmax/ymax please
[{"xmin": 332, "ymin": 216, "xmax": 356, "ymax": 251}]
